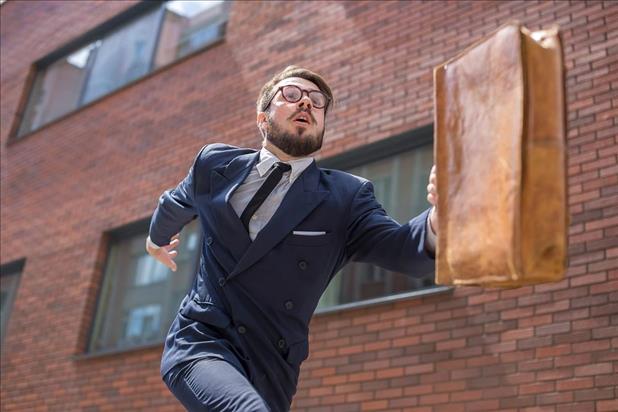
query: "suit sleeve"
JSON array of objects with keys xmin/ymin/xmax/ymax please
[
  {"xmin": 344, "ymin": 181, "xmax": 435, "ymax": 277},
  {"xmin": 148, "ymin": 146, "xmax": 206, "ymax": 247}
]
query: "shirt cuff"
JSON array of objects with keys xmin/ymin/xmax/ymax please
[
  {"xmin": 425, "ymin": 207, "xmax": 437, "ymax": 252},
  {"xmin": 147, "ymin": 236, "xmax": 162, "ymax": 250}
]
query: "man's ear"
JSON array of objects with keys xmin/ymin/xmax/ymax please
[{"xmin": 256, "ymin": 112, "xmax": 268, "ymax": 135}]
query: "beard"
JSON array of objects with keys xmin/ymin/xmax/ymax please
[{"xmin": 265, "ymin": 116, "xmax": 324, "ymax": 157}]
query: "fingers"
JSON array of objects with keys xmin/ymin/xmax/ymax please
[
  {"xmin": 167, "ymin": 250, "xmax": 178, "ymax": 272},
  {"xmin": 146, "ymin": 234, "xmax": 181, "ymax": 272},
  {"xmin": 152, "ymin": 246, "xmax": 178, "ymax": 272},
  {"xmin": 427, "ymin": 192, "xmax": 438, "ymax": 206},
  {"xmin": 158, "ymin": 249, "xmax": 178, "ymax": 272},
  {"xmin": 165, "ymin": 238, "xmax": 180, "ymax": 250},
  {"xmin": 427, "ymin": 164, "xmax": 438, "ymax": 206}
]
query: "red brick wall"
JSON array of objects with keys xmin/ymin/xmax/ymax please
[{"xmin": 1, "ymin": 1, "xmax": 616, "ymax": 411}]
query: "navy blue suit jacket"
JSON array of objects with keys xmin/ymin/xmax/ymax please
[{"xmin": 149, "ymin": 143, "xmax": 435, "ymax": 411}]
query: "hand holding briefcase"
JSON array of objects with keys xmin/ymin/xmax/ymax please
[{"xmin": 433, "ymin": 22, "xmax": 568, "ymax": 288}]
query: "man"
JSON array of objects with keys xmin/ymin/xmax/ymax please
[{"xmin": 146, "ymin": 66, "xmax": 439, "ymax": 412}]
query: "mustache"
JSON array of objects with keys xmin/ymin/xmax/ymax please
[{"xmin": 287, "ymin": 108, "xmax": 316, "ymax": 124}]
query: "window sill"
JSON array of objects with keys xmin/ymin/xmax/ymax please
[
  {"xmin": 313, "ymin": 285, "xmax": 454, "ymax": 316},
  {"xmin": 73, "ymin": 287, "xmax": 455, "ymax": 360},
  {"xmin": 72, "ymin": 340, "xmax": 163, "ymax": 361}
]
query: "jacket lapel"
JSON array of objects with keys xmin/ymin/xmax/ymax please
[
  {"xmin": 228, "ymin": 161, "xmax": 329, "ymax": 279},
  {"xmin": 206, "ymin": 151, "xmax": 259, "ymax": 262}
]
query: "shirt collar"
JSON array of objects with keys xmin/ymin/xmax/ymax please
[{"xmin": 256, "ymin": 147, "xmax": 314, "ymax": 183}]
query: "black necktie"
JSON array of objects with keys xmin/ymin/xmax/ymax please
[{"xmin": 241, "ymin": 162, "xmax": 292, "ymax": 231}]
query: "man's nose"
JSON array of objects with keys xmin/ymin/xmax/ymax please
[{"xmin": 297, "ymin": 94, "xmax": 312, "ymax": 110}]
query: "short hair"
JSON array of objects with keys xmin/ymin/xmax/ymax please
[{"xmin": 256, "ymin": 65, "xmax": 334, "ymax": 115}]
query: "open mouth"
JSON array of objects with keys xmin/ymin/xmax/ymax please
[
  {"xmin": 294, "ymin": 118, "xmax": 310, "ymax": 125},
  {"xmin": 292, "ymin": 113, "xmax": 311, "ymax": 125}
]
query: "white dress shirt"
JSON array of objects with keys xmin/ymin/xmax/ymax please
[
  {"xmin": 147, "ymin": 147, "xmax": 436, "ymax": 250},
  {"xmin": 229, "ymin": 147, "xmax": 314, "ymax": 241}
]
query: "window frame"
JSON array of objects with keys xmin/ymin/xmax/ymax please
[
  {"xmin": 314, "ymin": 125, "xmax": 453, "ymax": 316},
  {"xmin": 1, "ymin": 259, "xmax": 25, "ymax": 349},
  {"xmin": 9, "ymin": 0, "xmax": 230, "ymax": 143},
  {"xmin": 85, "ymin": 217, "xmax": 202, "ymax": 356}
]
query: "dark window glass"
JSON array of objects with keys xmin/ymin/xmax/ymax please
[
  {"xmin": 17, "ymin": 1, "xmax": 230, "ymax": 137},
  {"xmin": 317, "ymin": 143, "xmax": 436, "ymax": 310},
  {"xmin": 1, "ymin": 263, "xmax": 23, "ymax": 347},
  {"xmin": 89, "ymin": 219, "xmax": 201, "ymax": 352}
]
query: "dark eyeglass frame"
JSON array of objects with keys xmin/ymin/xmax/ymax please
[{"xmin": 265, "ymin": 84, "xmax": 330, "ymax": 110}]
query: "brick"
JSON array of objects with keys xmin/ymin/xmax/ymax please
[
  {"xmin": 404, "ymin": 363, "xmax": 434, "ymax": 375},
  {"xmin": 556, "ymin": 402, "xmax": 596, "ymax": 412},
  {"xmin": 2, "ymin": 2, "xmax": 616, "ymax": 411},
  {"xmin": 519, "ymin": 381, "xmax": 555, "ymax": 395},
  {"xmin": 536, "ymin": 344, "xmax": 571, "ymax": 358},
  {"xmin": 538, "ymin": 391, "xmax": 574, "ymax": 405},
  {"xmin": 501, "ymin": 327, "xmax": 534, "ymax": 341},
  {"xmin": 499, "ymin": 395, "xmax": 536, "ymax": 408},
  {"xmin": 555, "ymin": 352, "xmax": 593, "ymax": 368},
  {"xmin": 574, "ymin": 387, "xmax": 615, "ymax": 402},
  {"xmin": 519, "ymin": 358, "xmax": 553, "ymax": 372},
  {"xmin": 571, "ymin": 338, "xmax": 611, "ymax": 353},
  {"xmin": 553, "ymin": 307, "xmax": 589, "ymax": 322},
  {"xmin": 419, "ymin": 393, "xmax": 449, "ymax": 405},
  {"xmin": 450, "ymin": 389, "xmax": 482, "ymax": 402},
  {"xmin": 403, "ymin": 384, "xmax": 433, "ymax": 397},
  {"xmin": 574, "ymin": 362, "xmax": 613, "ymax": 376},
  {"xmin": 535, "ymin": 322, "xmax": 571, "ymax": 336},
  {"xmin": 595, "ymin": 373, "xmax": 618, "ymax": 387},
  {"xmin": 590, "ymin": 302, "xmax": 618, "ymax": 316},
  {"xmin": 556, "ymin": 377, "xmax": 594, "ymax": 391},
  {"xmin": 588, "ymin": 258, "xmax": 618, "ymax": 272},
  {"xmin": 518, "ymin": 336, "xmax": 553, "ymax": 350},
  {"xmin": 537, "ymin": 368, "xmax": 573, "ymax": 381},
  {"xmin": 572, "ymin": 316, "xmax": 610, "ymax": 331},
  {"xmin": 597, "ymin": 399, "xmax": 618, "ymax": 412}
]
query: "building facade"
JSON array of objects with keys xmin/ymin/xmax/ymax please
[{"xmin": 1, "ymin": 1, "xmax": 616, "ymax": 411}]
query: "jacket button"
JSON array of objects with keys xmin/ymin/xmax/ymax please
[
  {"xmin": 206, "ymin": 237, "xmax": 213, "ymax": 245},
  {"xmin": 284, "ymin": 300, "xmax": 294, "ymax": 310},
  {"xmin": 277, "ymin": 338, "xmax": 286, "ymax": 349},
  {"xmin": 298, "ymin": 260, "xmax": 308, "ymax": 270},
  {"xmin": 237, "ymin": 325, "xmax": 246, "ymax": 334},
  {"xmin": 218, "ymin": 277, "xmax": 226, "ymax": 286}
]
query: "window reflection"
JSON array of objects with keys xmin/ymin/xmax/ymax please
[
  {"xmin": 1, "ymin": 265, "xmax": 22, "ymax": 346},
  {"xmin": 123, "ymin": 304, "xmax": 162, "ymax": 343},
  {"xmin": 154, "ymin": 0, "xmax": 231, "ymax": 68},
  {"xmin": 317, "ymin": 143, "xmax": 436, "ymax": 310},
  {"xmin": 18, "ymin": 43, "xmax": 96, "ymax": 134},
  {"xmin": 89, "ymin": 219, "xmax": 201, "ymax": 352},
  {"xmin": 81, "ymin": 9, "xmax": 160, "ymax": 104},
  {"xmin": 18, "ymin": 1, "xmax": 231, "ymax": 137}
]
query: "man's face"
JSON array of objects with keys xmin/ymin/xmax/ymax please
[{"xmin": 258, "ymin": 77, "xmax": 326, "ymax": 157}]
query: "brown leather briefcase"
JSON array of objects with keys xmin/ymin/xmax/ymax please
[{"xmin": 433, "ymin": 22, "xmax": 568, "ymax": 288}]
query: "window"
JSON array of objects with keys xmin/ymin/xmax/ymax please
[
  {"xmin": 17, "ymin": 0, "xmax": 231, "ymax": 137},
  {"xmin": 89, "ymin": 219, "xmax": 201, "ymax": 353},
  {"xmin": 154, "ymin": 1, "xmax": 230, "ymax": 68},
  {"xmin": 1, "ymin": 260, "xmax": 24, "ymax": 347},
  {"xmin": 316, "ymin": 130, "xmax": 438, "ymax": 311}
]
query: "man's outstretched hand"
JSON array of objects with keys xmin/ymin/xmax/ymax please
[
  {"xmin": 427, "ymin": 165, "xmax": 438, "ymax": 234},
  {"xmin": 146, "ymin": 233, "xmax": 181, "ymax": 272}
]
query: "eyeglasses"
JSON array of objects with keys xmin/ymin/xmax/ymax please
[{"xmin": 266, "ymin": 85, "xmax": 330, "ymax": 110}]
